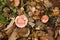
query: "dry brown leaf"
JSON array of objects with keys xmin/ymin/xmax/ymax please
[
  {"xmin": 33, "ymin": 16, "xmax": 40, "ymax": 20},
  {"xmin": 52, "ymin": 8, "xmax": 60, "ymax": 16},
  {"xmin": 17, "ymin": 28, "xmax": 30, "ymax": 37},
  {"xmin": 44, "ymin": 0, "xmax": 53, "ymax": 8},
  {"xmin": 30, "ymin": 1, "xmax": 36, "ymax": 6},
  {"xmin": 4, "ymin": 18, "xmax": 15, "ymax": 30},
  {"xmin": 34, "ymin": 10, "xmax": 40, "ymax": 16},
  {"xmin": 5, "ymin": 24, "xmax": 16, "ymax": 37},
  {"xmin": 33, "ymin": 10, "xmax": 40, "ymax": 20},
  {"xmin": 8, "ymin": 29, "xmax": 18, "ymax": 40}
]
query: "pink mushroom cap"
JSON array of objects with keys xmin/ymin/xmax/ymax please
[
  {"xmin": 15, "ymin": 15, "xmax": 28, "ymax": 28},
  {"xmin": 41, "ymin": 15, "xmax": 49, "ymax": 23}
]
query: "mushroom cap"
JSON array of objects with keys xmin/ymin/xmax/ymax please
[
  {"xmin": 15, "ymin": 15, "xmax": 28, "ymax": 28},
  {"xmin": 41, "ymin": 15, "xmax": 49, "ymax": 23}
]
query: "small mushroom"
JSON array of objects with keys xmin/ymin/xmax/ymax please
[
  {"xmin": 41, "ymin": 15, "xmax": 49, "ymax": 23},
  {"xmin": 15, "ymin": 15, "xmax": 28, "ymax": 28}
]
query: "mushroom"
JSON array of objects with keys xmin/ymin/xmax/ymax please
[
  {"xmin": 15, "ymin": 15, "xmax": 28, "ymax": 28},
  {"xmin": 41, "ymin": 15, "xmax": 49, "ymax": 23}
]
